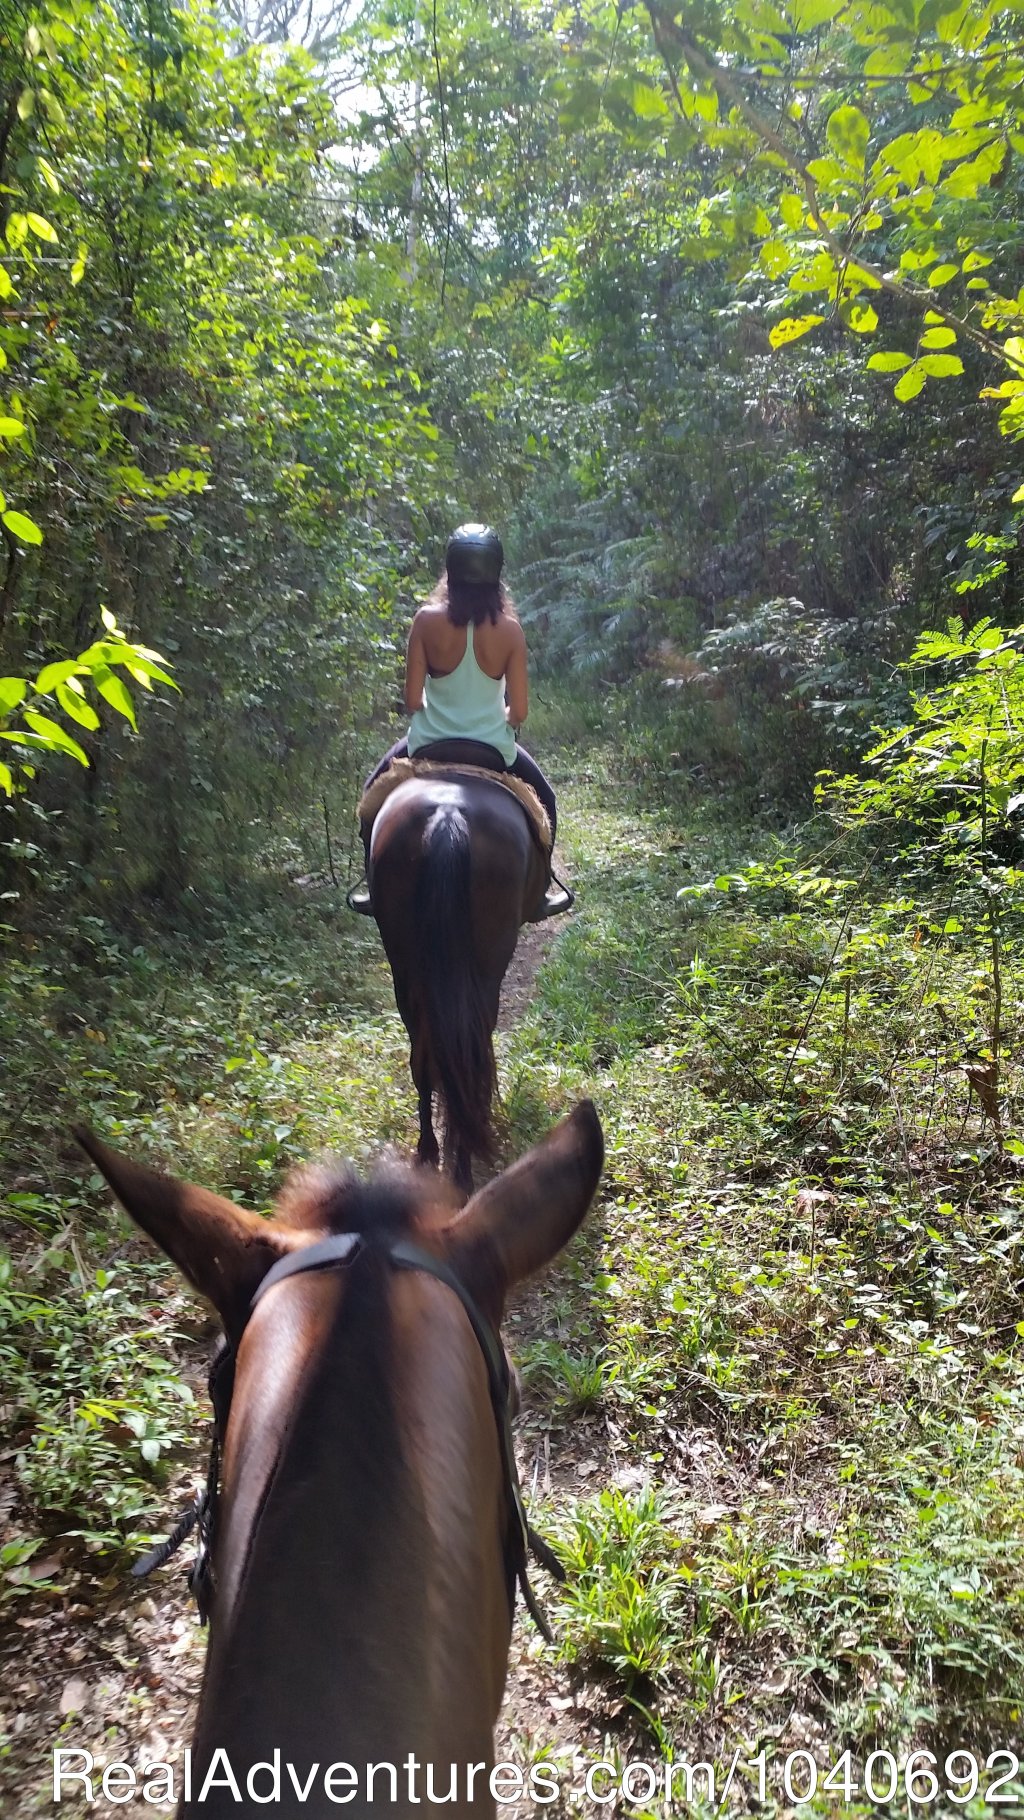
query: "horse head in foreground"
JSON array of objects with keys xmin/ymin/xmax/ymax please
[
  {"xmin": 77, "ymin": 1102, "xmax": 603, "ymax": 1820},
  {"xmin": 369, "ymin": 770, "xmax": 549, "ymax": 1193}
]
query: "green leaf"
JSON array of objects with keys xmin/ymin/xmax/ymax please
[
  {"xmin": 868, "ymin": 351, "xmax": 912, "ymax": 371},
  {"xmin": 21, "ymin": 711, "xmax": 89, "ymax": 765},
  {"xmin": 2, "ymin": 510, "xmax": 41, "ymax": 543},
  {"xmin": 847, "ymin": 303, "xmax": 878, "ymax": 334},
  {"xmin": 865, "ymin": 44, "xmax": 910, "ymax": 75},
  {"xmin": 894, "ymin": 363, "xmax": 927, "ymax": 400},
  {"xmin": 0, "ymin": 678, "xmax": 27, "ymax": 714},
  {"xmin": 0, "ymin": 419, "xmax": 26, "ymax": 439},
  {"xmin": 632, "ymin": 81, "xmax": 669, "ymax": 120},
  {"xmin": 123, "ymin": 656, "xmax": 176, "ymax": 690},
  {"xmin": 25, "ymin": 212, "xmax": 57, "ymax": 244},
  {"xmin": 918, "ymin": 354, "xmax": 964, "ymax": 377},
  {"xmin": 0, "ymin": 760, "xmax": 13, "ymax": 796},
  {"xmin": 55, "ymin": 683, "xmax": 100, "ymax": 730},
  {"xmin": 826, "ymin": 104, "xmax": 870, "ymax": 171},
  {"xmin": 790, "ymin": 0, "xmax": 844, "ymax": 26},
  {"xmin": 769, "ymin": 314, "xmax": 824, "ymax": 348},
  {"xmin": 92, "ymin": 665, "xmax": 137, "ymax": 730},
  {"xmin": 34, "ymin": 659, "xmax": 81, "ymax": 693},
  {"xmin": 928, "ymin": 263, "xmax": 959, "ymax": 287},
  {"xmin": 920, "ymin": 327, "xmax": 957, "ymax": 349}
]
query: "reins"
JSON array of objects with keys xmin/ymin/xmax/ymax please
[{"xmin": 132, "ymin": 1233, "xmax": 564, "ymax": 1640}]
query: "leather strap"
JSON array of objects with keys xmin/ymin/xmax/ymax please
[
  {"xmin": 251, "ymin": 1233, "xmax": 362, "ymax": 1307},
  {"xmin": 134, "ymin": 1228, "xmax": 561, "ymax": 1639}
]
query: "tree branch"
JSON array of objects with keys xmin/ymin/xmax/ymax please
[{"xmin": 645, "ymin": 0, "xmax": 1009, "ymax": 365}]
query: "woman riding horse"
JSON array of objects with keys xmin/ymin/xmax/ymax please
[{"xmin": 352, "ymin": 524, "xmax": 570, "ymax": 921}]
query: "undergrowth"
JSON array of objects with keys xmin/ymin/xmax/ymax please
[{"xmin": 3, "ymin": 683, "xmax": 1024, "ymax": 1811}]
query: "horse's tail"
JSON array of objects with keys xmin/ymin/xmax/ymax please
[{"xmin": 417, "ymin": 804, "xmax": 496, "ymax": 1166}]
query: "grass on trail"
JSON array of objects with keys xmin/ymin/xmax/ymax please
[{"xmin": 3, "ymin": 706, "xmax": 1024, "ymax": 1814}]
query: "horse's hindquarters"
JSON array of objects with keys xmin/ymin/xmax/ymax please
[{"xmin": 369, "ymin": 776, "xmax": 541, "ymax": 1182}]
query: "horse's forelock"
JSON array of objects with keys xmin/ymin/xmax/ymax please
[{"xmin": 274, "ymin": 1157, "xmax": 449, "ymax": 1234}]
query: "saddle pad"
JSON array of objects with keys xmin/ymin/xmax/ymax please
[{"xmin": 359, "ymin": 757, "xmax": 551, "ymax": 852}]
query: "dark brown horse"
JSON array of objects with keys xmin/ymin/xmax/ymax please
[
  {"xmin": 77, "ymin": 1103, "xmax": 602, "ymax": 1819},
  {"xmin": 369, "ymin": 773, "xmax": 547, "ymax": 1191}
]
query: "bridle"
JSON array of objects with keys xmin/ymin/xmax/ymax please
[{"xmin": 132, "ymin": 1232, "xmax": 564, "ymax": 1639}]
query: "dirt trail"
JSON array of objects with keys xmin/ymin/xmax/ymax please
[{"xmin": 2, "ymin": 906, "xmax": 602, "ymax": 1818}]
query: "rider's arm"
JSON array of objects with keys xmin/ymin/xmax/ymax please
[
  {"xmin": 404, "ymin": 613, "xmax": 428, "ymax": 713},
  {"xmin": 505, "ymin": 623, "xmax": 529, "ymax": 729}
]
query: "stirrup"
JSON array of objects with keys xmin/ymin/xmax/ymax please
[
  {"xmin": 346, "ymin": 879, "xmax": 374, "ymax": 916},
  {"xmin": 528, "ymin": 875, "xmax": 575, "ymax": 922}
]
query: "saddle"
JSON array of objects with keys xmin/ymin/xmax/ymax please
[
  {"xmin": 349, "ymin": 741, "xmax": 572, "ymax": 920},
  {"xmin": 359, "ymin": 743, "xmax": 552, "ymax": 853}
]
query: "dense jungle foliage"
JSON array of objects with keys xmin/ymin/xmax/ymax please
[{"xmin": 4, "ymin": 0, "xmax": 1024, "ymax": 1809}]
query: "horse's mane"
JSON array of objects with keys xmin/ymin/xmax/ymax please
[{"xmin": 273, "ymin": 1157, "xmax": 457, "ymax": 1234}]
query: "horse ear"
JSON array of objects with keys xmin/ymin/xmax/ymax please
[
  {"xmin": 448, "ymin": 1100, "xmax": 603, "ymax": 1310},
  {"xmin": 75, "ymin": 1127, "xmax": 292, "ymax": 1342}
]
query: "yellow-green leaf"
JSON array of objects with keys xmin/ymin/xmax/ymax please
[
  {"xmin": 21, "ymin": 710, "xmax": 88, "ymax": 765},
  {"xmin": 894, "ymin": 363, "xmax": 927, "ymax": 400},
  {"xmin": 868, "ymin": 351, "xmax": 912, "ymax": 371},
  {"xmin": 827, "ymin": 104, "xmax": 870, "ymax": 171},
  {"xmin": 920, "ymin": 327, "xmax": 956, "ymax": 349},
  {"xmin": 848, "ymin": 302, "xmax": 878, "ymax": 333},
  {"xmin": 928, "ymin": 263, "xmax": 959, "ymax": 287},
  {"xmin": 2, "ymin": 509, "xmax": 42, "ymax": 543},
  {"xmin": 26, "ymin": 213, "xmax": 57, "ymax": 244},
  {"xmin": 769, "ymin": 314, "xmax": 824, "ymax": 349},
  {"xmin": 34, "ymin": 659, "xmax": 80, "ymax": 692},
  {"xmin": 632, "ymin": 81, "xmax": 669, "ymax": 120},
  {"xmin": 56, "ymin": 682, "xmax": 100, "ymax": 730},
  {"xmin": 0, "ymin": 418, "xmax": 25, "ymax": 439},
  {"xmin": 918, "ymin": 353, "xmax": 964, "ymax": 377},
  {"xmin": 93, "ymin": 665, "xmax": 137, "ymax": 730}
]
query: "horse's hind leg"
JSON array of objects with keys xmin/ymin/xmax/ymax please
[
  {"xmin": 411, "ymin": 1032, "xmax": 440, "ymax": 1171},
  {"xmin": 450, "ymin": 1142, "xmax": 474, "ymax": 1197},
  {"xmin": 417, "ymin": 1077, "xmax": 439, "ymax": 1170}
]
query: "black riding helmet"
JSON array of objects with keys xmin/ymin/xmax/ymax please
[{"xmin": 446, "ymin": 522, "xmax": 504, "ymax": 586}]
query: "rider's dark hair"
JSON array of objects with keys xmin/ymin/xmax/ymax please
[{"xmin": 429, "ymin": 574, "xmax": 517, "ymax": 628}]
